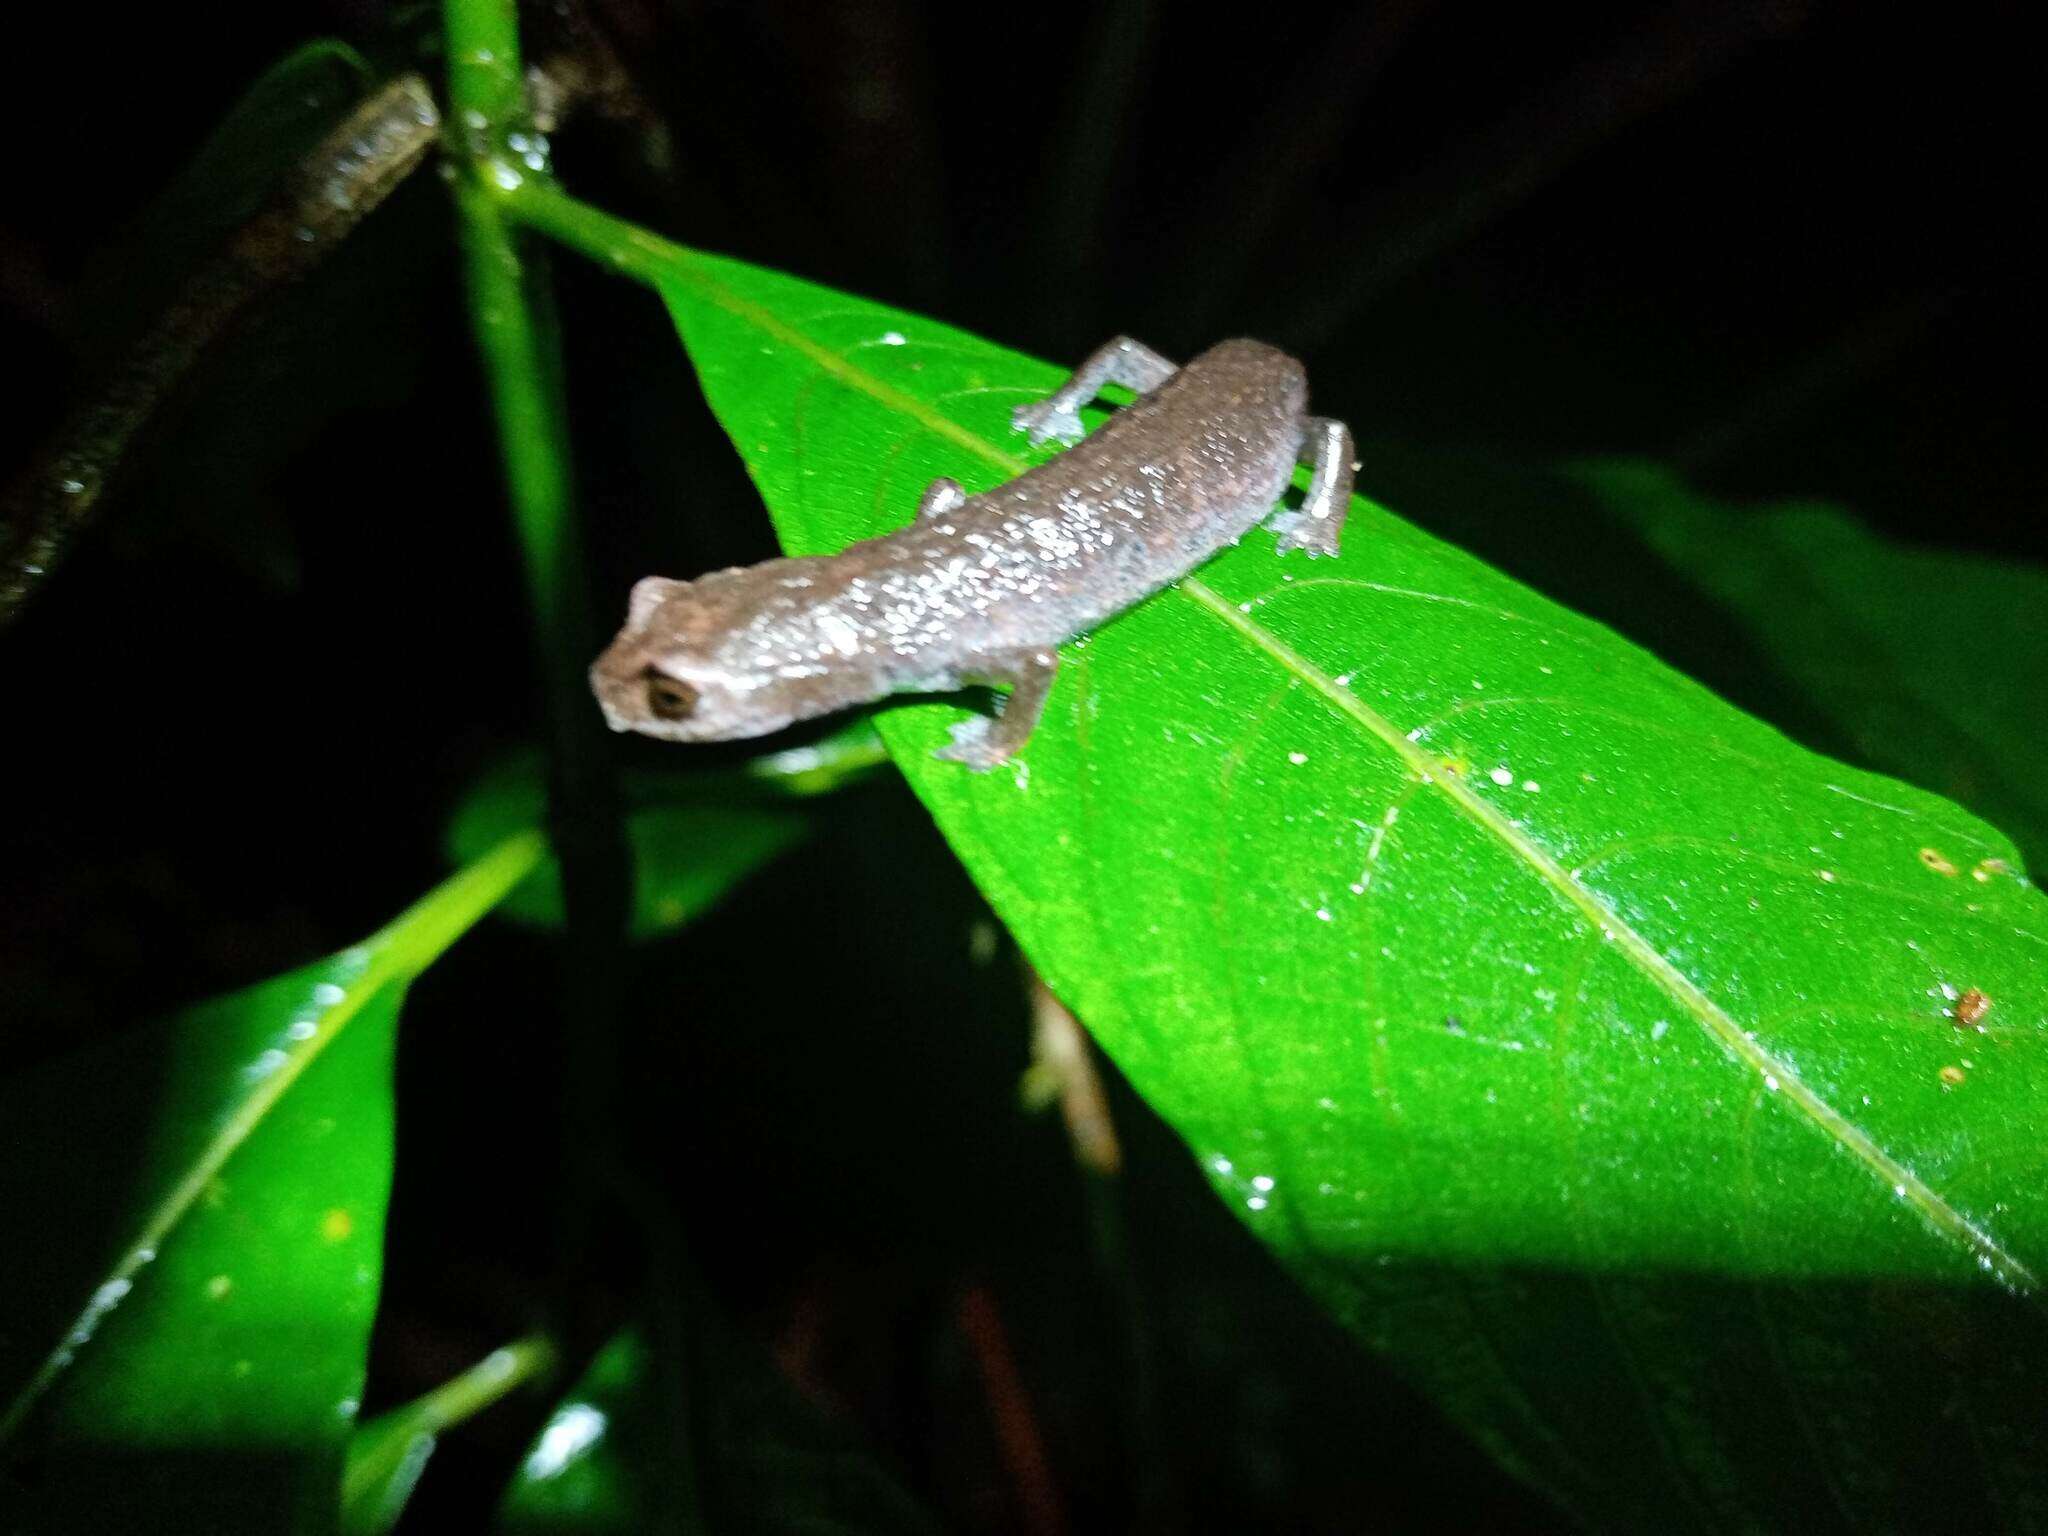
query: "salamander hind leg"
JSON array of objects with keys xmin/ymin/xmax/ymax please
[
  {"xmin": 1269, "ymin": 415, "xmax": 1355, "ymax": 558},
  {"xmin": 933, "ymin": 650, "xmax": 1060, "ymax": 771},
  {"xmin": 1011, "ymin": 336, "xmax": 1178, "ymax": 448}
]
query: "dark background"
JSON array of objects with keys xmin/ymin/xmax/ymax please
[{"xmin": 2, "ymin": 1, "xmax": 2039, "ymax": 1529}]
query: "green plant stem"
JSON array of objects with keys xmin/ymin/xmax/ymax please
[
  {"xmin": 493, "ymin": 176, "xmax": 696, "ymax": 289},
  {"xmin": 451, "ymin": 180, "xmax": 589, "ymax": 686},
  {"xmin": 342, "ymin": 1333, "xmax": 559, "ymax": 1527},
  {"xmin": 443, "ymin": 0, "xmax": 527, "ymax": 135},
  {"xmin": 443, "ymin": 0, "xmax": 632, "ymax": 1340},
  {"xmin": 739, "ymin": 721, "xmax": 894, "ymax": 795}
]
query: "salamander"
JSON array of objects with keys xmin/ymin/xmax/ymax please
[{"xmin": 590, "ymin": 334, "xmax": 1355, "ymax": 769}]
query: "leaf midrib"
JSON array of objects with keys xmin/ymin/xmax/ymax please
[{"xmin": 664, "ymin": 256, "xmax": 2034, "ymax": 1292}]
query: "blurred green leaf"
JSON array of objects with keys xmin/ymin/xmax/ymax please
[
  {"xmin": 0, "ymin": 833, "xmax": 543, "ymax": 1532},
  {"xmin": 1569, "ymin": 459, "xmax": 2048, "ymax": 872},
  {"xmin": 445, "ymin": 750, "xmax": 810, "ymax": 938},
  {"xmin": 638, "ymin": 249, "xmax": 2048, "ymax": 1528},
  {"xmin": 497, "ymin": 1332, "xmax": 639, "ymax": 1533},
  {"xmin": 498, "ymin": 1324, "xmax": 941, "ymax": 1535}
]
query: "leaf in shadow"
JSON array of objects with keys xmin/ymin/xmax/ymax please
[{"xmin": 1567, "ymin": 458, "xmax": 2048, "ymax": 875}]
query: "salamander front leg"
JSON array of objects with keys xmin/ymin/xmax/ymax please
[
  {"xmin": 917, "ymin": 477, "xmax": 969, "ymax": 521},
  {"xmin": 1012, "ymin": 337, "xmax": 1179, "ymax": 447},
  {"xmin": 1268, "ymin": 415, "xmax": 1355, "ymax": 558},
  {"xmin": 934, "ymin": 650, "xmax": 1060, "ymax": 770}
]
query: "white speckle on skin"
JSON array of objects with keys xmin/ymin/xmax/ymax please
[
  {"xmin": 1522, "ymin": 780, "xmax": 1540, "ymax": 793},
  {"xmin": 878, "ymin": 331, "xmax": 906, "ymax": 345},
  {"xmin": 1489, "ymin": 766, "xmax": 1513, "ymax": 786},
  {"xmin": 815, "ymin": 612, "xmax": 864, "ymax": 657},
  {"xmin": 1288, "ymin": 751, "xmax": 1308, "ymax": 765}
]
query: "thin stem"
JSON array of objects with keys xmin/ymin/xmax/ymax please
[
  {"xmin": 342, "ymin": 1333, "xmax": 559, "ymax": 1523},
  {"xmin": 451, "ymin": 181, "xmax": 585, "ymax": 667},
  {"xmin": 492, "ymin": 176, "xmax": 693, "ymax": 289},
  {"xmin": 441, "ymin": 0, "xmax": 639, "ymax": 1514},
  {"xmin": 738, "ymin": 721, "xmax": 893, "ymax": 796},
  {"xmin": 443, "ymin": 0, "xmax": 528, "ymax": 140},
  {"xmin": 0, "ymin": 73, "xmax": 440, "ymax": 626}
]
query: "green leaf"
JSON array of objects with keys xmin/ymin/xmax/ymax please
[
  {"xmin": 498, "ymin": 1325, "xmax": 941, "ymax": 1535},
  {"xmin": 445, "ymin": 749, "xmax": 816, "ymax": 938},
  {"xmin": 0, "ymin": 833, "xmax": 543, "ymax": 1532},
  {"xmin": 1568, "ymin": 459, "xmax": 2048, "ymax": 873},
  {"xmin": 635, "ymin": 248, "xmax": 2048, "ymax": 1526},
  {"xmin": 496, "ymin": 1332, "xmax": 640, "ymax": 1533}
]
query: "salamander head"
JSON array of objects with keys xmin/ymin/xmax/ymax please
[{"xmin": 590, "ymin": 569, "xmax": 829, "ymax": 743}]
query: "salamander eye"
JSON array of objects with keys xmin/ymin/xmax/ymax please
[{"xmin": 643, "ymin": 669, "xmax": 698, "ymax": 721}]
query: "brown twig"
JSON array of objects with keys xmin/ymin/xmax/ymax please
[
  {"xmin": 0, "ymin": 73, "xmax": 441, "ymax": 625},
  {"xmin": 957, "ymin": 1283, "xmax": 1069, "ymax": 1536},
  {"xmin": 1023, "ymin": 971, "xmax": 1124, "ymax": 1177}
]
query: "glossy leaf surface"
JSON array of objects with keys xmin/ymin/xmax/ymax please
[
  {"xmin": 638, "ymin": 248, "xmax": 2048, "ymax": 1526},
  {"xmin": 0, "ymin": 834, "xmax": 543, "ymax": 1532}
]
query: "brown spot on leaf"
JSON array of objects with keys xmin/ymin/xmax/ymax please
[
  {"xmin": 1919, "ymin": 847, "xmax": 1959, "ymax": 877},
  {"xmin": 1952, "ymin": 988, "xmax": 1991, "ymax": 1029},
  {"xmin": 1939, "ymin": 1065, "xmax": 1967, "ymax": 1089}
]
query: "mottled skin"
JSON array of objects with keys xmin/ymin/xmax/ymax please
[{"xmin": 591, "ymin": 336, "xmax": 1356, "ymax": 768}]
